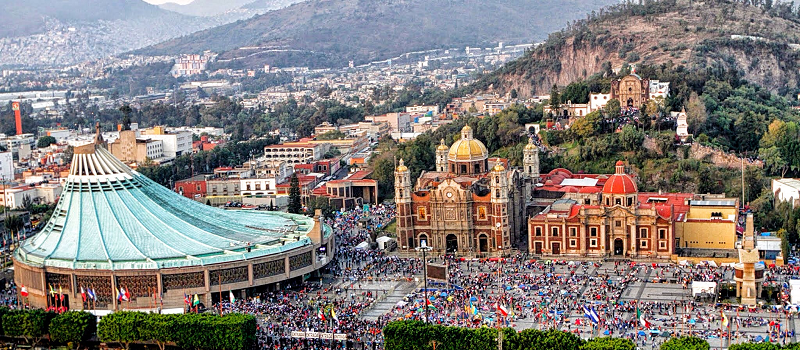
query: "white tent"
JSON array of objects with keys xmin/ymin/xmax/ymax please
[
  {"xmin": 355, "ymin": 241, "xmax": 369, "ymax": 250},
  {"xmin": 376, "ymin": 236, "xmax": 396, "ymax": 250},
  {"xmin": 691, "ymin": 281, "xmax": 717, "ymax": 297},
  {"xmin": 789, "ymin": 280, "xmax": 800, "ymax": 305}
]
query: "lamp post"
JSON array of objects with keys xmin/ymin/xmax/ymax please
[{"xmin": 416, "ymin": 239, "xmax": 432, "ymax": 323}]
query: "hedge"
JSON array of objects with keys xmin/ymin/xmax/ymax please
[
  {"xmin": 383, "ymin": 321, "xmax": 800, "ymax": 350},
  {"xmin": 49, "ymin": 311, "xmax": 97, "ymax": 349},
  {"xmin": 98, "ymin": 311, "xmax": 256, "ymax": 350}
]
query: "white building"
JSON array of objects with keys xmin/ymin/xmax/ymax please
[
  {"xmin": 240, "ymin": 178, "xmax": 278, "ymax": 196},
  {"xmin": 1, "ymin": 133, "xmax": 34, "ymax": 154},
  {"xmin": 44, "ymin": 129, "xmax": 71, "ymax": 144},
  {"xmin": 589, "ymin": 93, "xmax": 612, "ymax": 112},
  {"xmin": 0, "ymin": 151, "xmax": 12, "ymax": 182},
  {"xmin": 772, "ymin": 178, "xmax": 800, "ymax": 208},
  {"xmin": 405, "ymin": 105, "xmax": 440, "ymax": 115},
  {"xmin": 35, "ymin": 183, "xmax": 62, "ymax": 204},
  {"xmin": 0, "ymin": 186, "xmax": 36, "ymax": 209},
  {"xmin": 142, "ymin": 127, "xmax": 192, "ymax": 158},
  {"xmin": 649, "ymin": 81, "xmax": 670, "ymax": 100}
]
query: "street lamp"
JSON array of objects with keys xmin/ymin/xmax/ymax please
[{"xmin": 416, "ymin": 239, "xmax": 432, "ymax": 323}]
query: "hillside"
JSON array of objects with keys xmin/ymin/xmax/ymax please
[
  {"xmin": 476, "ymin": 0, "xmax": 800, "ymax": 96},
  {"xmin": 0, "ymin": 0, "xmax": 164, "ymax": 38},
  {"xmin": 159, "ymin": 0, "xmax": 258, "ymax": 16},
  {"xmin": 140, "ymin": 0, "xmax": 619, "ymax": 68},
  {"xmin": 0, "ymin": 0, "xmax": 258, "ymax": 67}
]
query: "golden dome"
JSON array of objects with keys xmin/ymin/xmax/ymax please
[
  {"xmin": 396, "ymin": 158, "xmax": 408, "ymax": 172},
  {"xmin": 493, "ymin": 163, "xmax": 506, "ymax": 172},
  {"xmin": 437, "ymin": 139, "xmax": 448, "ymax": 151},
  {"xmin": 447, "ymin": 125, "xmax": 488, "ymax": 162}
]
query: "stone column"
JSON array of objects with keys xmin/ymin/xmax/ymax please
[
  {"xmin": 600, "ymin": 223, "xmax": 606, "ymax": 255},
  {"xmin": 544, "ymin": 222, "xmax": 550, "ymax": 254},
  {"xmin": 561, "ymin": 223, "xmax": 566, "ymax": 255},
  {"xmin": 580, "ymin": 224, "xmax": 587, "ymax": 255},
  {"xmin": 630, "ymin": 224, "xmax": 637, "ymax": 257}
]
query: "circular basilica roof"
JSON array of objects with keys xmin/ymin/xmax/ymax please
[{"xmin": 14, "ymin": 142, "xmax": 321, "ymax": 271}]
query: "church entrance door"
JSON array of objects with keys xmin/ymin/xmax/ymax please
[
  {"xmin": 534, "ymin": 242, "xmax": 542, "ymax": 255},
  {"xmin": 446, "ymin": 234, "xmax": 458, "ymax": 253},
  {"xmin": 614, "ymin": 238, "xmax": 624, "ymax": 256},
  {"xmin": 552, "ymin": 242, "xmax": 561, "ymax": 255},
  {"xmin": 626, "ymin": 98, "xmax": 634, "ymax": 107},
  {"xmin": 479, "ymin": 235, "xmax": 488, "ymax": 253}
]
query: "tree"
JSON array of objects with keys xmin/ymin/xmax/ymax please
[
  {"xmin": 510, "ymin": 89, "xmax": 518, "ymax": 99},
  {"xmin": 581, "ymin": 337, "xmax": 636, "ymax": 350},
  {"xmin": 49, "ymin": 311, "xmax": 97, "ymax": 349},
  {"xmin": 660, "ymin": 336, "xmax": 709, "ymax": 350},
  {"xmin": 140, "ymin": 314, "xmax": 177, "ymax": 350},
  {"xmin": 604, "ymin": 99, "xmax": 621, "ymax": 117},
  {"xmin": 3, "ymin": 309, "xmax": 56, "ymax": 348},
  {"xmin": 97, "ymin": 311, "xmax": 146, "ymax": 350},
  {"xmin": 317, "ymin": 130, "xmax": 346, "ymax": 140},
  {"xmin": 619, "ymin": 125, "xmax": 644, "ymax": 151},
  {"xmin": 36, "ymin": 136, "xmax": 56, "ymax": 148},
  {"xmin": 287, "ymin": 173, "xmax": 302, "ymax": 214},
  {"xmin": 3, "ymin": 215, "xmax": 23, "ymax": 243},
  {"xmin": 571, "ymin": 111, "xmax": 603, "ymax": 139},
  {"xmin": 550, "ymin": 84, "xmax": 561, "ymax": 110},
  {"xmin": 119, "ymin": 104, "xmax": 133, "ymax": 131}
]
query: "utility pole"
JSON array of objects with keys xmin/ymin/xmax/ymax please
[{"xmin": 416, "ymin": 240, "xmax": 432, "ymax": 323}]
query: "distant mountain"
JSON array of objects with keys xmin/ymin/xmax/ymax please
[
  {"xmin": 0, "ymin": 0, "xmax": 164, "ymax": 38},
  {"xmin": 474, "ymin": 0, "xmax": 800, "ymax": 96},
  {"xmin": 0, "ymin": 0, "xmax": 264, "ymax": 67},
  {"xmin": 140, "ymin": 0, "xmax": 620, "ymax": 69},
  {"xmin": 159, "ymin": 0, "xmax": 258, "ymax": 16}
]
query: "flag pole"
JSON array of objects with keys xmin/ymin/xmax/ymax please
[{"xmin": 218, "ymin": 274, "xmax": 222, "ymax": 314}]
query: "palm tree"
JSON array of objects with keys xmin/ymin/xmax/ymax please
[{"xmin": 3, "ymin": 215, "xmax": 24, "ymax": 247}]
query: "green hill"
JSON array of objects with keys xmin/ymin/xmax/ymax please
[
  {"xmin": 138, "ymin": 0, "xmax": 619, "ymax": 68},
  {"xmin": 474, "ymin": 0, "xmax": 800, "ymax": 96}
]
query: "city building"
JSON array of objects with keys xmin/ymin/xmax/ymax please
[
  {"xmin": 365, "ymin": 113, "xmax": 412, "ymax": 133},
  {"xmin": 394, "ymin": 126, "xmax": 529, "ymax": 256},
  {"xmin": 611, "ymin": 74, "xmax": 670, "ymax": 108},
  {"xmin": 0, "ymin": 185, "xmax": 36, "ymax": 209},
  {"xmin": 311, "ymin": 170, "xmax": 378, "ymax": 210},
  {"xmin": 107, "ymin": 129, "xmax": 166, "ymax": 165},
  {"xmin": 140, "ymin": 126, "xmax": 192, "ymax": 159},
  {"xmin": 406, "ymin": 105, "xmax": 440, "ymax": 115},
  {"xmin": 263, "ymin": 140, "xmax": 331, "ymax": 166},
  {"xmin": 527, "ymin": 162, "xmax": 738, "ymax": 259},
  {"xmin": 171, "ymin": 53, "xmax": 212, "ymax": 77},
  {"xmin": 0, "ymin": 151, "xmax": 13, "ymax": 181},
  {"xmin": 14, "ymin": 138, "xmax": 333, "ymax": 310},
  {"xmin": 772, "ymin": 178, "xmax": 800, "ymax": 208}
]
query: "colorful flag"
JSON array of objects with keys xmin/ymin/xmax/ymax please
[
  {"xmin": 721, "ymin": 310, "xmax": 729, "ymax": 329},
  {"xmin": 192, "ymin": 294, "xmax": 200, "ymax": 306},
  {"xmin": 496, "ymin": 303, "xmax": 509, "ymax": 317},
  {"xmin": 184, "ymin": 294, "xmax": 190, "ymax": 305},
  {"xmin": 80, "ymin": 286, "xmax": 86, "ymax": 302},
  {"xmin": 637, "ymin": 307, "xmax": 651, "ymax": 328},
  {"xmin": 229, "ymin": 291, "xmax": 235, "ymax": 303},
  {"xmin": 331, "ymin": 308, "xmax": 339, "ymax": 324},
  {"xmin": 87, "ymin": 288, "xmax": 96, "ymax": 301},
  {"xmin": 20, "ymin": 285, "xmax": 28, "ymax": 297},
  {"xmin": 48, "ymin": 285, "xmax": 55, "ymax": 297},
  {"xmin": 584, "ymin": 305, "xmax": 600, "ymax": 324},
  {"xmin": 117, "ymin": 288, "xmax": 123, "ymax": 302},
  {"xmin": 124, "ymin": 287, "xmax": 131, "ymax": 301},
  {"xmin": 317, "ymin": 307, "xmax": 326, "ymax": 321}
]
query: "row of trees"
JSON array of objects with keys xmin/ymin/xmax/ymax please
[
  {"xmin": 98, "ymin": 311, "xmax": 256, "ymax": 350},
  {"xmin": 0, "ymin": 308, "xmax": 256, "ymax": 350},
  {"xmin": 0, "ymin": 308, "xmax": 95, "ymax": 349},
  {"xmin": 384, "ymin": 320, "xmax": 799, "ymax": 350}
]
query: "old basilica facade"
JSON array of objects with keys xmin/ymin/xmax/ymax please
[{"xmin": 394, "ymin": 126, "xmax": 536, "ymax": 256}]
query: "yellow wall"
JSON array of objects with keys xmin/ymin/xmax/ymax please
[
  {"xmin": 677, "ymin": 221, "xmax": 736, "ymax": 249},
  {"xmin": 686, "ymin": 206, "xmax": 737, "ymax": 219}
]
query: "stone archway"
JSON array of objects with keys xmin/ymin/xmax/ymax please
[
  {"xmin": 478, "ymin": 235, "xmax": 488, "ymax": 253},
  {"xmin": 446, "ymin": 234, "xmax": 458, "ymax": 253},
  {"xmin": 614, "ymin": 238, "xmax": 624, "ymax": 256}
]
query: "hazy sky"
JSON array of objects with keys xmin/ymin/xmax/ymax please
[{"xmin": 144, "ymin": 0, "xmax": 193, "ymax": 4}]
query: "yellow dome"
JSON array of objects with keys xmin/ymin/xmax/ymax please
[
  {"xmin": 396, "ymin": 159, "xmax": 408, "ymax": 172},
  {"xmin": 493, "ymin": 163, "xmax": 506, "ymax": 172},
  {"xmin": 525, "ymin": 142, "xmax": 536, "ymax": 150},
  {"xmin": 437, "ymin": 139, "xmax": 448, "ymax": 151},
  {"xmin": 447, "ymin": 125, "xmax": 488, "ymax": 162}
]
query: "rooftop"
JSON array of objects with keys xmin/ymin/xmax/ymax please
[{"xmin": 15, "ymin": 144, "xmax": 324, "ymax": 271}]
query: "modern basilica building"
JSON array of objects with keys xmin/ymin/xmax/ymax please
[{"xmin": 13, "ymin": 129, "xmax": 333, "ymax": 311}]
